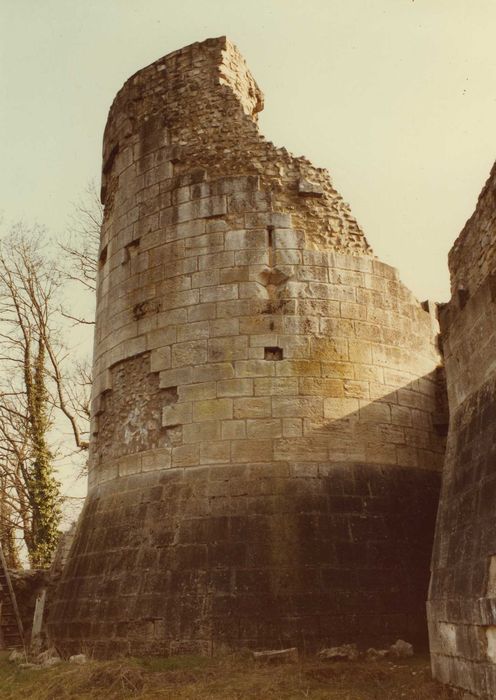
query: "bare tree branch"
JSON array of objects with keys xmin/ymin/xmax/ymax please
[{"xmin": 0, "ymin": 224, "xmax": 91, "ymax": 565}]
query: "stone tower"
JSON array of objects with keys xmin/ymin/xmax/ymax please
[
  {"xmin": 428, "ymin": 162, "xmax": 496, "ymax": 699},
  {"xmin": 50, "ymin": 37, "xmax": 446, "ymax": 656}
]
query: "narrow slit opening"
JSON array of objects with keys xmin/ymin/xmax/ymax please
[
  {"xmin": 267, "ymin": 225, "xmax": 274, "ymax": 248},
  {"xmin": 457, "ymin": 287, "xmax": 469, "ymax": 309},
  {"xmin": 99, "ymin": 245, "xmax": 108, "ymax": 269}
]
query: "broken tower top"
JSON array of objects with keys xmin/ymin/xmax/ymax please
[{"xmin": 102, "ymin": 36, "xmax": 372, "ymax": 254}]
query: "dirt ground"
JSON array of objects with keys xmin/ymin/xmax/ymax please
[{"xmin": 0, "ymin": 651, "xmax": 457, "ymax": 700}]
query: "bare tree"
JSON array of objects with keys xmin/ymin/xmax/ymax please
[
  {"xmin": 58, "ymin": 180, "xmax": 102, "ymax": 325},
  {"xmin": 0, "ymin": 225, "xmax": 89, "ymax": 567},
  {"xmin": 0, "ymin": 181, "xmax": 102, "ymax": 566},
  {"xmin": 0, "ymin": 467, "xmax": 23, "ymax": 568},
  {"xmin": 55, "ymin": 180, "xmax": 103, "ymax": 469}
]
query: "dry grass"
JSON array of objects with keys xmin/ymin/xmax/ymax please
[{"xmin": 0, "ymin": 651, "xmax": 455, "ymax": 700}]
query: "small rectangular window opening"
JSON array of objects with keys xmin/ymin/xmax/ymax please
[
  {"xmin": 123, "ymin": 238, "xmax": 141, "ymax": 264},
  {"xmin": 264, "ymin": 346, "xmax": 283, "ymax": 361},
  {"xmin": 162, "ymin": 386, "xmax": 178, "ymax": 405}
]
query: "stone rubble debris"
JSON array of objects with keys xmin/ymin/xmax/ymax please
[
  {"xmin": 8, "ymin": 647, "xmax": 63, "ymax": 668},
  {"xmin": 69, "ymin": 653, "xmax": 88, "ymax": 664},
  {"xmin": 366, "ymin": 647, "xmax": 389, "ymax": 661},
  {"xmin": 389, "ymin": 639, "xmax": 414, "ymax": 658},
  {"xmin": 36, "ymin": 648, "xmax": 62, "ymax": 667},
  {"xmin": 318, "ymin": 640, "xmax": 414, "ymax": 662},
  {"xmin": 318, "ymin": 643, "xmax": 360, "ymax": 661},
  {"xmin": 8, "ymin": 649, "xmax": 26, "ymax": 663},
  {"xmin": 252, "ymin": 647, "xmax": 298, "ymax": 663}
]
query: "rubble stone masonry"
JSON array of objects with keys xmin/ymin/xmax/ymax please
[
  {"xmin": 49, "ymin": 37, "xmax": 446, "ymax": 656},
  {"xmin": 428, "ymin": 162, "xmax": 496, "ymax": 698}
]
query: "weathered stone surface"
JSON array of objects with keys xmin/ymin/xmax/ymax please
[
  {"xmin": 49, "ymin": 37, "xmax": 446, "ymax": 657},
  {"xmin": 49, "ymin": 461, "xmax": 442, "ymax": 656},
  {"xmin": 298, "ymin": 179, "xmax": 324, "ymax": 197},
  {"xmin": 428, "ymin": 162, "xmax": 496, "ymax": 699}
]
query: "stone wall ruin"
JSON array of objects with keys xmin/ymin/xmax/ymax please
[
  {"xmin": 428, "ymin": 162, "xmax": 496, "ymax": 699},
  {"xmin": 49, "ymin": 37, "xmax": 446, "ymax": 657}
]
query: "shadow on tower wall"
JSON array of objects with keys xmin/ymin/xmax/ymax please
[{"xmin": 49, "ymin": 369, "xmax": 447, "ymax": 658}]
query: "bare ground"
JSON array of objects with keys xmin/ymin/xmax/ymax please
[{"xmin": 0, "ymin": 651, "xmax": 456, "ymax": 700}]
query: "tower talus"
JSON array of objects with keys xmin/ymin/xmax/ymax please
[{"xmin": 50, "ymin": 37, "xmax": 445, "ymax": 656}]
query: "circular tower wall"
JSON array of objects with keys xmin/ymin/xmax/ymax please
[{"xmin": 50, "ymin": 37, "xmax": 446, "ymax": 656}]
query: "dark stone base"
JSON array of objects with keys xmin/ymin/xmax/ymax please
[
  {"xmin": 428, "ymin": 376, "xmax": 496, "ymax": 698},
  {"xmin": 49, "ymin": 461, "xmax": 440, "ymax": 657}
]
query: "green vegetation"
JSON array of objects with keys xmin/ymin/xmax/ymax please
[{"xmin": 0, "ymin": 651, "xmax": 455, "ymax": 699}]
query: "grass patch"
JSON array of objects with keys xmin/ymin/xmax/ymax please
[
  {"xmin": 135, "ymin": 654, "xmax": 213, "ymax": 673},
  {"xmin": 0, "ymin": 651, "xmax": 455, "ymax": 699}
]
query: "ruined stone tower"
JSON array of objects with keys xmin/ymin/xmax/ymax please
[
  {"xmin": 428, "ymin": 163, "xmax": 496, "ymax": 699},
  {"xmin": 50, "ymin": 37, "xmax": 446, "ymax": 656}
]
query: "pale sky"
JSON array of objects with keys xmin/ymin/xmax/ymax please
[{"xmin": 2, "ymin": 1, "xmax": 496, "ymax": 302}]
